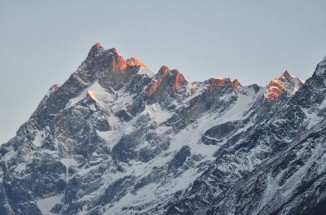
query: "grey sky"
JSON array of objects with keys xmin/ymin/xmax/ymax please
[{"xmin": 1, "ymin": 0, "xmax": 326, "ymax": 144}]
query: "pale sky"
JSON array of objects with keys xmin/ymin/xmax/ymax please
[{"xmin": 1, "ymin": 0, "xmax": 326, "ymax": 143}]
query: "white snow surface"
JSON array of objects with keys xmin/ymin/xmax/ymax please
[
  {"xmin": 137, "ymin": 68, "xmax": 156, "ymax": 78},
  {"xmin": 142, "ymin": 103, "xmax": 173, "ymax": 123},
  {"xmin": 65, "ymin": 80, "xmax": 116, "ymax": 109},
  {"xmin": 37, "ymin": 194, "xmax": 64, "ymax": 215},
  {"xmin": 32, "ymin": 130, "xmax": 46, "ymax": 147}
]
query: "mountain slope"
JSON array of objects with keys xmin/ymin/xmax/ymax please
[
  {"xmin": 211, "ymin": 118, "xmax": 326, "ymax": 215},
  {"xmin": 164, "ymin": 56, "xmax": 326, "ymax": 215}
]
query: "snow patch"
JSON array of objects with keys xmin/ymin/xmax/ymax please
[
  {"xmin": 32, "ymin": 130, "xmax": 46, "ymax": 147},
  {"xmin": 61, "ymin": 158, "xmax": 78, "ymax": 181},
  {"xmin": 138, "ymin": 68, "xmax": 156, "ymax": 78},
  {"xmin": 37, "ymin": 194, "xmax": 63, "ymax": 215},
  {"xmin": 65, "ymin": 81, "xmax": 115, "ymax": 109},
  {"xmin": 61, "ymin": 158, "xmax": 78, "ymax": 169},
  {"xmin": 142, "ymin": 104, "xmax": 173, "ymax": 123},
  {"xmin": 301, "ymin": 108, "xmax": 321, "ymax": 130}
]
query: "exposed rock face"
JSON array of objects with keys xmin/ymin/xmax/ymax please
[
  {"xmin": 0, "ymin": 43, "xmax": 325, "ymax": 215},
  {"xmin": 264, "ymin": 70, "xmax": 303, "ymax": 101},
  {"xmin": 126, "ymin": 56, "xmax": 147, "ymax": 68}
]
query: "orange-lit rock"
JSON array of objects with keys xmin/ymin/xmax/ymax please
[
  {"xmin": 265, "ymin": 71, "xmax": 304, "ymax": 101},
  {"xmin": 266, "ymin": 81, "xmax": 286, "ymax": 101},
  {"xmin": 147, "ymin": 80, "xmax": 160, "ymax": 96},
  {"xmin": 147, "ymin": 66, "xmax": 170, "ymax": 96},
  {"xmin": 157, "ymin": 65, "xmax": 170, "ymax": 76},
  {"xmin": 95, "ymin": 42, "xmax": 102, "ymax": 49},
  {"xmin": 191, "ymin": 84, "xmax": 198, "ymax": 94},
  {"xmin": 111, "ymin": 55, "xmax": 128, "ymax": 72},
  {"xmin": 232, "ymin": 79, "xmax": 242, "ymax": 88},
  {"xmin": 126, "ymin": 57, "xmax": 147, "ymax": 69},
  {"xmin": 207, "ymin": 78, "xmax": 226, "ymax": 89},
  {"xmin": 174, "ymin": 72, "xmax": 187, "ymax": 90},
  {"xmin": 205, "ymin": 78, "xmax": 242, "ymax": 90},
  {"xmin": 87, "ymin": 90, "xmax": 97, "ymax": 101},
  {"xmin": 147, "ymin": 67, "xmax": 188, "ymax": 96}
]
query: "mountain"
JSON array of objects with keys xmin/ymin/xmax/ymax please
[{"xmin": 0, "ymin": 43, "xmax": 325, "ymax": 215}]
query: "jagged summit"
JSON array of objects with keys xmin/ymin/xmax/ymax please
[
  {"xmin": 87, "ymin": 43, "xmax": 105, "ymax": 59},
  {"xmin": 282, "ymin": 70, "xmax": 292, "ymax": 79},
  {"xmin": 84, "ymin": 44, "xmax": 306, "ymax": 93},
  {"xmin": 94, "ymin": 42, "xmax": 102, "ymax": 49},
  {"xmin": 89, "ymin": 42, "xmax": 104, "ymax": 52},
  {"xmin": 147, "ymin": 67, "xmax": 188, "ymax": 97},
  {"xmin": 264, "ymin": 70, "xmax": 303, "ymax": 101},
  {"xmin": 157, "ymin": 65, "xmax": 170, "ymax": 75},
  {"xmin": 86, "ymin": 45, "xmax": 240, "ymax": 94},
  {"xmin": 74, "ymin": 44, "xmax": 312, "ymax": 106},
  {"xmin": 87, "ymin": 43, "xmax": 120, "ymax": 59},
  {"xmin": 41, "ymin": 43, "xmax": 309, "ymax": 113}
]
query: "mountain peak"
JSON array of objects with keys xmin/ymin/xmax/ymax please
[
  {"xmin": 313, "ymin": 56, "xmax": 326, "ymax": 77},
  {"xmin": 126, "ymin": 56, "xmax": 147, "ymax": 69},
  {"xmin": 108, "ymin": 47, "xmax": 119, "ymax": 55},
  {"xmin": 95, "ymin": 42, "xmax": 102, "ymax": 49},
  {"xmin": 282, "ymin": 70, "xmax": 292, "ymax": 79},
  {"xmin": 87, "ymin": 43, "xmax": 106, "ymax": 60},
  {"xmin": 87, "ymin": 43, "xmax": 121, "ymax": 59},
  {"xmin": 147, "ymin": 67, "xmax": 188, "ymax": 96},
  {"xmin": 232, "ymin": 79, "xmax": 242, "ymax": 88},
  {"xmin": 158, "ymin": 65, "xmax": 170, "ymax": 75},
  {"xmin": 265, "ymin": 71, "xmax": 303, "ymax": 101},
  {"xmin": 90, "ymin": 42, "xmax": 104, "ymax": 51}
]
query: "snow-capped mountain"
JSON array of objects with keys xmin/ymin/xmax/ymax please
[{"xmin": 0, "ymin": 43, "xmax": 325, "ymax": 215}]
